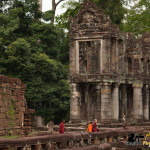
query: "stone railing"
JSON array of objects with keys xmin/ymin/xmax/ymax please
[{"xmin": 0, "ymin": 128, "xmax": 147, "ymax": 150}]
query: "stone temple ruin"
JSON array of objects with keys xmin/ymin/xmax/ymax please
[
  {"xmin": 69, "ymin": 0, "xmax": 150, "ymax": 123},
  {"xmin": 0, "ymin": 75, "xmax": 34, "ymax": 136}
]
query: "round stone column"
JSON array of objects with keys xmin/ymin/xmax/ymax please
[
  {"xmin": 95, "ymin": 84, "xmax": 101, "ymax": 121},
  {"xmin": 70, "ymin": 83, "xmax": 81, "ymax": 123},
  {"xmin": 112, "ymin": 84, "xmax": 119, "ymax": 121},
  {"xmin": 101, "ymin": 83, "xmax": 112, "ymax": 122},
  {"xmin": 144, "ymin": 85, "xmax": 149, "ymax": 120},
  {"xmin": 132, "ymin": 83, "xmax": 143, "ymax": 120}
]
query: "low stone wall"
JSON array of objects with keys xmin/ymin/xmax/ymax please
[
  {"xmin": 0, "ymin": 75, "xmax": 34, "ymax": 136},
  {"xmin": 0, "ymin": 128, "xmax": 147, "ymax": 150},
  {"xmin": 0, "ymin": 75, "xmax": 26, "ymax": 131}
]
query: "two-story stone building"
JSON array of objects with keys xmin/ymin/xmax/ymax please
[{"xmin": 69, "ymin": 0, "xmax": 150, "ymax": 123}]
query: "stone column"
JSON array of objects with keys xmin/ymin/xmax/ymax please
[
  {"xmin": 75, "ymin": 41, "xmax": 79, "ymax": 74},
  {"xmin": 112, "ymin": 84, "xmax": 119, "ymax": 121},
  {"xmin": 70, "ymin": 83, "xmax": 81, "ymax": 123},
  {"xmin": 116, "ymin": 39, "xmax": 118, "ymax": 73},
  {"xmin": 101, "ymin": 83, "xmax": 112, "ymax": 122},
  {"xmin": 86, "ymin": 89, "xmax": 91, "ymax": 121},
  {"xmin": 132, "ymin": 83, "xmax": 143, "ymax": 120},
  {"xmin": 69, "ymin": 41, "xmax": 76, "ymax": 75},
  {"xmin": 95, "ymin": 84, "xmax": 101, "ymax": 121},
  {"xmin": 144, "ymin": 85, "xmax": 149, "ymax": 120},
  {"xmin": 122, "ymin": 85, "xmax": 127, "ymax": 116},
  {"xmin": 84, "ymin": 89, "xmax": 89, "ymax": 122}
]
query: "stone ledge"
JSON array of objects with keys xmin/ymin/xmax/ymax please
[{"xmin": 0, "ymin": 127, "xmax": 145, "ymax": 149}]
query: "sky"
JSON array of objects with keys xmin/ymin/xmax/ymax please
[
  {"xmin": 42, "ymin": 0, "xmax": 135, "ymax": 15},
  {"xmin": 42, "ymin": 0, "xmax": 69, "ymax": 15}
]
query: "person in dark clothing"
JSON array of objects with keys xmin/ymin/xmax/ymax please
[
  {"xmin": 92, "ymin": 119, "xmax": 98, "ymax": 132},
  {"xmin": 59, "ymin": 120, "xmax": 65, "ymax": 134}
]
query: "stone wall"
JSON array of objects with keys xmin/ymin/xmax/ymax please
[
  {"xmin": 0, "ymin": 127, "xmax": 148, "ymax": 150},
  {"xmin": 0, "ymin": 75, "xmax": 34, "ymax": 135}
]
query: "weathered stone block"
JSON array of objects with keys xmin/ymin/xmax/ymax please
[{"xmin": 0, "ymin": 75, "xmax": 34, "ymax": 136}]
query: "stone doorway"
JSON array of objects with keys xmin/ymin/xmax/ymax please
[
  {"xmin": 79, "ymin": 83, "xmax": 100, "ymax": 123},
  {"xmin": 126, "ymin": 84, "xmax": 133, "ymax": 121}
]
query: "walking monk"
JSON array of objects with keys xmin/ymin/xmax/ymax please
[
  {"xmin": 59, "ymin": 120, "xmax": 65, "ymax": 134},
  {"xmin": 87, "ymin": 122, "xmax": 92, "ymax": 132},
  {"xmin": 92, "ymin": 119, "xmax": 98, "ymax": 132}
]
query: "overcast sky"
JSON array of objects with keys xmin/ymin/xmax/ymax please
[
  {"xmin": 42, "ymin": 0, "xmax": 135, "ymax": 15},
  {"xmin": 42, "ymin": 0, "xmax": 69, "ymax": 15}
]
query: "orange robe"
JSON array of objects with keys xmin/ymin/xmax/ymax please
[{"xmin": 87, "ymin": 124, "xmax": 92, "ymax": 132}]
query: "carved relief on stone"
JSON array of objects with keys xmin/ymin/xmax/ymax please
[
  {"xmin": 78, "ymin": 11, "xmax": 101, "ymax": 30},
  {"xmin": 134, "ymin": 58, "xmax": 140, "ymax": 73},
  {"xmin": 72, "ymin": 13, "xmax": 103, "ymax": 31},
  {"xmin": 79, "ymin": 41, "xmax": 100, "ymax": 74},
  {"xmin": 70, "ymin": 83, "xmax": 79, "ymax": 92},
  {"xmin": 72, "ymin": 92, "xmax": 81, "ymax": 105},
  {"xmin": 70, "ymin": 91, "xmax": 81, "ymax": 117},
  {"xmin": 101, "ymin": 83, "xmax": 111, "ymax": 94},
  {"xmin": 47, "ymin": 121, "xmax": 54, "ymax": 133}
]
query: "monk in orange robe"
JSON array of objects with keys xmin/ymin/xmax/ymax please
[{"xmin": 87, "ymin": 122, "xmax": 92, "ymax": 132}]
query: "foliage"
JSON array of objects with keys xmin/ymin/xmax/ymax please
[
  {"xmin": 56, "ymin": 0, "xmax": 83, "ymax": 29},
  {"xmin": 42, "ymin": 10, "xmax": 54, "ymax": 22},
  {"xmin": 1, "ymin": 0, "xmax": 149, "ymax": 125},
  {"xmin": 93, "ymin": 0, "xmax": 127, "ymax": 25},
  {"xmin": 56, "ymin": 0, "xmax": 127, "ymax": 29},
  {"xmin": 8, "ymin": 101, "xmax": 15, "ymax": 120},
  {"xmin": 123, "ymin": 0, "xmax": 150, "ymax": 36},
  {"xmin": 0, "ymin": 0, "xmax": 70, "ymax": 124}
]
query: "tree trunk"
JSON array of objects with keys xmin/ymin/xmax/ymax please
[
  {"xmin": 52, "ymin": 0, "xmax": 56, "ymax": 24},
  {"xmin": 51, "ymin": 0, "xmax": 65, "ymax": 24}
]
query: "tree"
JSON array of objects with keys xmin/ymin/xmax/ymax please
[
  {"xmin": 93, "ymin": 0, "xmax": 127, "ymax": 25},
  {"xmin": 0, "ymin": 0, "xmax": 70, "ymax": 124},
  {"xmin": 55, "ymin": 0, "xmax": 82, "ymax": 29},
  {"xmin": 56, "ymin": 0, "xmax": 127, "ymax": 29},
  {"xmin": 51, "ymin": 0, "xmax": 65, "ymax": 24},
  {"xmin": 123, "ymin": 0, "xmax": 150, "ymax": 36}
]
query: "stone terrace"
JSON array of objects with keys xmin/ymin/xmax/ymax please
[{"xmin": 0, "ymin": 127, "xmax": 149, "ymax": 150}]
